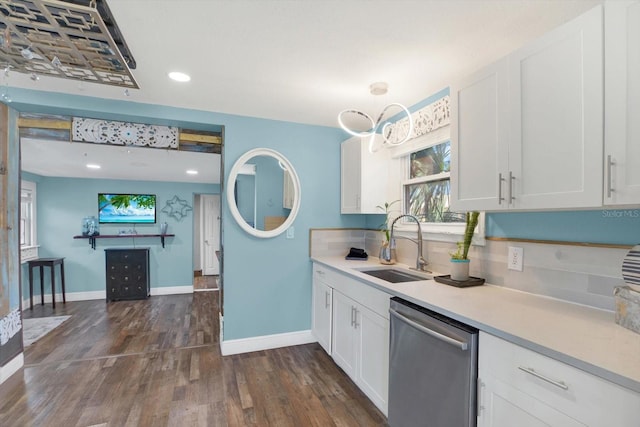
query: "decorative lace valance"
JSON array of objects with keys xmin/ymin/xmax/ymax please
[
  {"xmin": 385, "ymin": 95, "xmax": 450, "ymax": 145},
  {"xmin": 72, "ymin": 118, "xmax": 179, "ymax": 149}
]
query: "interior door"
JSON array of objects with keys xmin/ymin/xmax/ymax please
[{"xmin": 201, "ymin": 194, "xmax": 220, "ymax": 275}]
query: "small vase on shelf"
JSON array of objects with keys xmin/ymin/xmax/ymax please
[{"xmin": 159, "ymin": 222, "xmax": 168, "ymax": 235}]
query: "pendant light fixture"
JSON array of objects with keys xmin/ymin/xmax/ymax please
[{"xmin": 338, "ymin": 82, "xmax": 414, "ymax": 152}]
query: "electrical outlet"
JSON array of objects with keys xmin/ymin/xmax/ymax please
[
  {"xmin": 286, "ymin": 226, "xmax": 295, "ymax": 239},
  {"xmin": 508, "ymin": 246, "xmax": 524, "ymax": 271}
]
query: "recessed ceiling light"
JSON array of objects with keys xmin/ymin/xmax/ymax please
[
  {"xmin": 169, "ymin": 71, "xmax": 191, "ymax": 82},
  {"xmin": 186, "ymin": 169, "xmax": 198, "ymax": 175},
  {"xmin": 86, "ymin": 164, "xmax": 101, "ymax": 169}
]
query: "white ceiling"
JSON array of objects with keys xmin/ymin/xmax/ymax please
[
  {"xmin": 21, "ymin": 138, "xmax": 221, "ymax": 184},
  {"xmin": 11, "ymin": 0, "xmax": 601, "ymax": 182}
]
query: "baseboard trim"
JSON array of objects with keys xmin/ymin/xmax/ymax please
[
  {"xmin": 21, "ymin": 285, "xmax": 194, "ymax": 308},
  {"xmin": 0, "ymin": 353, "xmax": 23, "ymax": 384},
  {"xmin": 220, "ymin": 330, "xmax": 315, "ymax": 356},
  {"xmin": 150, "ymin": 285, "xmax": 193, "ymax": 296},
  {"xmin": 22, "ymin": 291, "xmax": 105, "ymax": 309}
]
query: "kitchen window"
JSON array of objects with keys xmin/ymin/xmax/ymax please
[{"xmin": 398, "ymin": 140, "xmax": 484, "ymax": 243}]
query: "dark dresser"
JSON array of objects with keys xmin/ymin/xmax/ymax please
[{"xmin": 105, "ymin": 248, "xmax": 150, "ymax": 301}]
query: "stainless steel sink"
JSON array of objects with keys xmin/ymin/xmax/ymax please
[{"xmin": 359, "ymin": 268, "xmax": 432, "ymax": 283}]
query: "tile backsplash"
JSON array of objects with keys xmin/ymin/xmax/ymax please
[{"xmin": 311, "ymin": 228, "xmax": 629, "ymax": 311}]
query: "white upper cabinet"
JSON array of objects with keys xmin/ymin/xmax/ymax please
[
  {"xmin": 451, "ymin": 5, "xmax": 604, "ymax": 211},
  {"xmin": 341, "ymin": 135, "xmax": 389, "ymax": 214},
  {"xmin": 604, "ymin": 0, "xmax": 640, "ymax": 206},
  {"xmin": 451, "ymin": 59, "xmax": 509, "ymax": 211}
]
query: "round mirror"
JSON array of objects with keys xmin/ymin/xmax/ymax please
[{"xmin": 227, "ymin": 148, "xmax": 301, "ymax": 238}]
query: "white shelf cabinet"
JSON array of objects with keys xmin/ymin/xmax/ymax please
[
  {"xmin": 311, "ymin": 269, "xmax": 332, "ymax": 354},
  {"xmin": 604, "ymin": 0, "xmax": 640, "ymax": 206},
  {"xmin": 311, "ymin": 262, "xmax": 390, "ymax": 415},
  {"xmin": 341, "ymin": 135, "xmax": 389, "ymax": 214},
  {"xmin": 478, "ymin": 332, "xmax": 640, "ymax": 427},
  {"xmin": 451, "ymin": 5, "xmax": 603, "ymax": 211}
]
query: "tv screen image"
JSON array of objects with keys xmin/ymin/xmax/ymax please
[{"xmin": 98, "ymin": 194, "xmax": 157, "ymax": 224}]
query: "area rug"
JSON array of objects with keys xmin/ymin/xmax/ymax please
[{"xmin": 22, "ymin": 315, "xmax": 71, "ymax": 347}]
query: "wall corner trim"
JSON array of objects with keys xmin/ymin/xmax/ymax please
[
  {"xmin": 0, "ymin": 353, "xmax": 24, "ymax": 385},
  {"xmin": 220, "ymin": 330, "xmax": 315, "ymax": 356}
]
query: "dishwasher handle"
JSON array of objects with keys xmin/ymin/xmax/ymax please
[{"xmin": 390, "ymin": 308, "xmax": 469, "ymax": 351}]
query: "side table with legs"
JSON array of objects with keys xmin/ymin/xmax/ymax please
[{"xmin": 27, "ymin": 258, "xmax": 66, "ymax": 310}]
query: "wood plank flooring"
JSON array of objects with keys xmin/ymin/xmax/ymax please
[{"xmin": 0, "ymin": 293, "xmax": 387, "ymax": 427}]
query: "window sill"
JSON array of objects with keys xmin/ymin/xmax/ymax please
[
  {"xmin": 20, "ymin": 245, "xmax": 40, "ymax": 263},
  {"xmin": 392, "ymin": 224, "xmax": 486, "ymax": 246}
]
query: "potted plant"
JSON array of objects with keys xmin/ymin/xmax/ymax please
[
  {"xmin": 450, "ymin": 211, "xmax": 480, "ymax": 281},
  {"xmin": 377, "ymin": 200, "xmax": 399, "ymax": 264}
]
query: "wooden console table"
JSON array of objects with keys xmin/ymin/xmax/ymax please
[{"xmin": 73, "ymin": 234, "xmax": 175, "ymax": 250}]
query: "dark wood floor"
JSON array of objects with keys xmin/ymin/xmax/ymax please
[{"xmin": 0, "ymin": 293, "xmax": 388, "ymax": 427}]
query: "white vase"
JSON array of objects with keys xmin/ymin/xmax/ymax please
[{"xmin": 450, "ymin": 259, "xmax": 470, "ymax": 281}]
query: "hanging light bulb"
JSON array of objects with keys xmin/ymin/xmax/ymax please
[
  {"xmin": 51, "ymin": 55, "xmax": 62, "ymax": 69},
  {"xmin": 20, "ymin": 46, "xmax": 34, "ymax": 60},
  {"xmin": 338, "ymin": 82, "xmax": 414, "ymax": 153}
]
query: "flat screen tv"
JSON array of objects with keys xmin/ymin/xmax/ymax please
[{"xmin": 98, "ymin": 193, "xmax": 157, "ymax": 224}]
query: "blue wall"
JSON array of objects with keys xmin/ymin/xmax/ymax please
[
  {"xmin": 7, "ymin": 87, "xmax": 363, "ymax": 342},
  {"xmin": 20, "ymin": 173, "xmax": 218, "ymax": 298}
]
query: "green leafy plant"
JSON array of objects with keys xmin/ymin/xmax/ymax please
[
  {"xmin": 376, "ymin": 200, "xmax": 400, "ymax": 242},
  {"xmin": 450, "ymin": 211, "xmax": 480, "ymax": 260}
]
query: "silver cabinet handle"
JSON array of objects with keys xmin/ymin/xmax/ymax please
[
  {"xmin": 509, "ymin": 171, "xmax": 515, "ymax": 203},
  {"xmin": 315, "ymin": 270, "xmax": 325, "ymax": 276},
  {"xmin": 498, "ymin": 173, "xmax": 505, "ymax": 204},
  {"xmin": 350, "ymin": 306, "xmax": 356, "ymax": 327},
  {"xmin": 477, "ymin": 378, "xmax": 485, "ymax": 415},
  {"xmin": 607, "ymin": 155, "xmax": 616, "ymax": 198},
  {"xmin": 389, "ymin": 308, "xmax": 468, "ymax": 350},
  {"xmin": 518, "ymin": 366, "xmax": 569, "ymax": 390},
  {"xmin": 325, "ymin": 291, "xmax": 330, "ymax": 308}
]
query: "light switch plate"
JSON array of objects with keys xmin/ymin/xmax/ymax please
[
  {"xmin": 286, "ymin": 226, "xmax": 294, "ymax": 239},
  {"xmin": 508, "ymin": 246, "xmax": 524, "ymax": 271}
]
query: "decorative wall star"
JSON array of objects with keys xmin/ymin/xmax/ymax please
[{"xmin": 161, "ymin": 195, "xmax": 192, "ymax": 221}]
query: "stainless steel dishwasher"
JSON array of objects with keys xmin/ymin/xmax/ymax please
[{"xmin": 388, "ymin": 297, "xmax": 479, "ymax": 427}]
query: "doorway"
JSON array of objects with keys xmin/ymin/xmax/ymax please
[{"xmin": 193, "ymin": 194, "xmax": 220, "ymax": 291}]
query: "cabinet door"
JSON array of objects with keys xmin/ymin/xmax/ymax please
[
  {"xmin": 341, "ymin": 137, "xmax": 362, "ymax": 213},
  {"xmin": 478, "ymin": 375, "xmax": 585, "ymax": 427},
  {"xmin": 508, "ymin": 5, "xmax": 603, "ymax": 209},
  {"xmin": 451, "ymin": 58, "xmax": 509, "ymax": 211},
  {"xmin": 356, "ymin": 304, "xmax": 389, "ymax": 416},
  {"xmin": 604, "ymin": 1, "xmax": 640, "ymax": 205},
  {"xmin": 331, "ymin": 290, "xmax": 358, "ymax": 379},
  {"xmin": 312, "ymin": 278, "xmax": 332, "ymax": 355}
]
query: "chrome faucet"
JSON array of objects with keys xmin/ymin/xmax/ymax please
[{"xmin": 387, "ymin": 214, "xmax": 429, "ymax": 272}]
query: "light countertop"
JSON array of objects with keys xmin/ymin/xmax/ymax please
[{"xmin": 311, "ymin": 256, "xmax": 640, "ymax": 394}]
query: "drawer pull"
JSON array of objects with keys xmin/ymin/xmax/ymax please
[{"xmin": 518, "ymin": 366, "xmax": 568, "ymax": 390}]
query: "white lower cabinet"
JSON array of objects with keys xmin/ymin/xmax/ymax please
[
  {"xmin": 311, "ymin": 275, "xmax": 332, "ymax": 354},
  {"xmin": 478, "ymin": 332, "xmax": 640, "ymax": 427},
  {"xmin": 332, "ymin": 289, "xmax": 389, "ymax": 415},
  {"xmin": 311, "ymin": 263, "xmax": 390, "ymax": 415},
  {"xmin": 331, "ymin": 290, "xmax": 359, "ymax": 377}
]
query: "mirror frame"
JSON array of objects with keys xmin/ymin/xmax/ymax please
[{"xmin": 227, "ymin": 148, "xmax": 301, "ymax": 238}]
